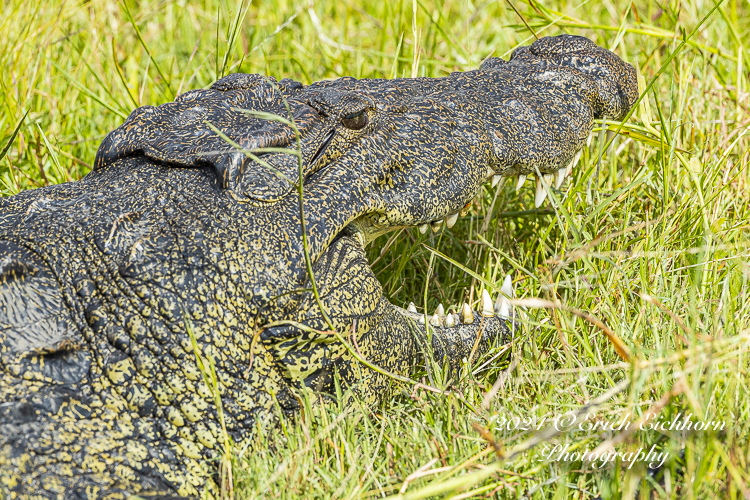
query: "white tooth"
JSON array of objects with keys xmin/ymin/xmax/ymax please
[
  {"xmin": 501, "ymin": 275, "xmax": 513, "ymax": 298},
  {"xmin": 534, "ymin": 176, "xmax": 548, "ymax": 207},
  {"xmin": 481, "ymin": 290, "xmax": 494, "ymax": 317},
  {"xmin": 429, "ymin": 314, "xmax": 442, "ymax": 326},
  {"xmin": 587, "ymin": 133, "xmax": 593, "ymax": 148},
  {"xmin": 567, "ymin": 151, "xmax": 582, "ymax": 177},
  {"xmin": 436, "ymin": 304, "xmax": 445, "ymax": 318},
  {"xmin": 555, "ymin": 168, "xmax": 566, "ymax": 189},
  {"xmin": 495, "ymin": 275, "xmax": 513, "ymax": 317},
  {"xmin": 407, "ymin": 302, "xmax": 417, "ymax": 313},
  {"xmin": 566, "ymin": 157, "xmax": 575, "ymax": 177},
  {"xmin": 544, "ymin": 173, "xmax": 554, "ymax": 186},
  {"xmin": 515, "ymin": 174, "xmax": 526, "ymax": 193},
  {"xmin": 497, "ymin": 297, "xmax": 511, "ymax": 318},
  {"xmin": 444, "ymin": 313, "xmax": 456, "ymax": 327},
  {"xmin": 418, "ymin": 314, "xmax": 426, "ymax": 324},
  {"xmin": 461, "ymin": 303, "xmax": 473, "ymax": 324},
  {"xmin": 446, "ymin": 212, "xmax": 459, "ymax": 228},
  {"xmin": 491, "ymin": 174, "xmax": 502, "ymax": 187},
  {"xmin": 431, "ymin": 220, "xmax": 442, "ymax": 232},
  {"xmin": 418, "ymin": 224, "xmax": 429, "ymax": 234}
]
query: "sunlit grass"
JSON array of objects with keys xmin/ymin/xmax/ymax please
[{"xmin": 1, "ymin": 0, "xmax": 749, "ymax": 498}]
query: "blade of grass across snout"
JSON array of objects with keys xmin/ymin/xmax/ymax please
[
  {"xmin": 203, "ymin": 120, "xmax": 300, "ymax": 186},
  {"xmin": 208, "ymin": 106, "xmax": 333, "ymax": 333}
]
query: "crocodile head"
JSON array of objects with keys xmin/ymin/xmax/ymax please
[
  {"xmin": 1, "ymin": 35, "xmax": 638, "ymax": 498},
  {"xmin": 95, "ymin": 34, "xmax": 636, "ymax": 250}
]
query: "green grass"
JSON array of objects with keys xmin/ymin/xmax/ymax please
[{"xmin": 2, "ymin": 0, "xmax": 749, "ymax": 498}]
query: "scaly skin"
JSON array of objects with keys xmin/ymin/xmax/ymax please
[{"xmin": 0, "ymin": 35, "xmax": 637, "ymax": 498}]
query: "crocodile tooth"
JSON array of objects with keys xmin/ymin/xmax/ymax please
[
  {"xmin": 481, "ymin": 290, "xmax": 494, "ymax": 317},
  {"xmin": 446, "ymin": 212, "xmax": 459, "ymax": 228},
  {"xmin": 566, "ymin": 157, "xmax": 575, "ymax": 177},
  {"xmin": 493, "ymin": 289, "xmax": 506, "ymax": 311},
  {"xmin": 587, "ymin": 132, "xmax": 593, "ymax": 148},
  {"xmin": 407, "ymin": 302, "xmax": 417, "ymax": 313},
  {"xmin": 515, "ymin": 174, "xmax": 526, "ymax": 193},
  {"xmin": 418, "ymin": 224, "xmax": 429, "ymax": 234},
  {"xmin": 491, "ymin": 174, "xmax": 502, "ymax": 187},
  {"xmin": 574, "ymin": 150, "xmax": 582, "ymax": 166},
  {"xmin": 555, "ymin": 168, "xmax": 566, "ymax": 189},
  {"xmin": 444, "ymin": 312, "xmax": 456, "ymax": 327},
  {"xmin": 429, "ymin": 314, "xmax": 442, "ymax": 327},
  {"xmin": 486, "ymin": 166, "xmax": 494, "ymax": 180},
  {"xmin": 497, "ymin": 296, "xmax": 511, "ymax": 318},
  {"xmin": 431, "ymin": 220, "xmax": 442, "ymax": 232},
  {"xmin": 500, "ymin": 274, "xmax": 513, "ymax": 298},
  {"xmin": 435, "ymin": 304, "xmax": 445, "ymax": 318},
  {"xmin": 461, "ymin": 303, "xmax": 473, "ymax": 324},
  {"xmin": 418, "ymin": 314, "xmax": 426, "ymax": 324},
  {"xmin": 459, "ymin": 202, "xmax": 472, "ymax": 217},
  {"xmin": 566, "ymin": 151, "xmax": 582, "ymax": 177},
  {"xmin": 534, "ymin": 176, "xmax": 548, "ymax": 207},
  {"xmin": 494, "ymin": 275, "xmax": 513, "ymax": 317}
]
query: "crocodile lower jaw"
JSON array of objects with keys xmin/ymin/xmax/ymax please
[{"xmin": 397, "ymin": 275, "xmax": 514, "ymax": 328}]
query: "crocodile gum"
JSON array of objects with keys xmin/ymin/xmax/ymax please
[{"xmin": 0, "ymin": 35, "xmax": 637, "ymax": 498}]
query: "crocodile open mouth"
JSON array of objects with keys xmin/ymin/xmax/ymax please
[{"xmin": 328, "ymin": 220, "xmax": 516, "ymax": 330}]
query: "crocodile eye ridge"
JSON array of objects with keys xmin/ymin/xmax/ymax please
[{"xmin": 341, "ymin": 110, "xmax": 368, "ymax": 130}]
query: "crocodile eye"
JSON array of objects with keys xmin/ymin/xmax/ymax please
[{"xmin": 341, "ymin": 110, "xmax": 368, "ymax": 130}]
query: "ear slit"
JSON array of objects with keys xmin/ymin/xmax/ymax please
[{"xmin": 310, "ymin": 129, "xmax": 336, "ymax": 167}]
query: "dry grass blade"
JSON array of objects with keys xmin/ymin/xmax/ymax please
[{"xmin": 513, "ymin": 297, "xmax": 633, "ymax": 362}]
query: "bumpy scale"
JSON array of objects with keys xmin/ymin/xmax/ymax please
[{"xmin": 0, "ymin": 35, "xmax": 636, "ymax": 498}]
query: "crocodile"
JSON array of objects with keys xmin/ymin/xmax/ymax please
[{"xmin": 0, "ymin": 35, "xmax": 637, "ymax": 498}]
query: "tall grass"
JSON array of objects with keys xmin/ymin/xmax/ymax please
[{"xmin": 1, "ymin": 0, "xmax": 749, "ymax": 498}]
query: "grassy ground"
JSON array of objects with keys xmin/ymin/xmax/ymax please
[{"xmin": 2, "ymin": 0, "xmax": 749, "ymax": 498}]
